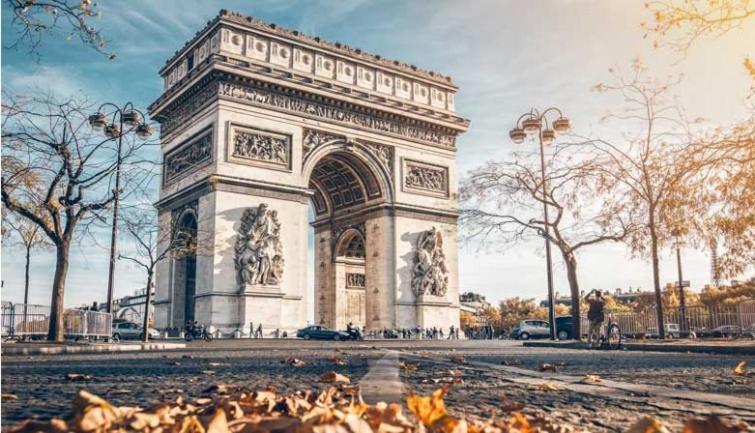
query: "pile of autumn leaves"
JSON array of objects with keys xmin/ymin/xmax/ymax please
[{"xmin": 7, "ymin": 384, "xmax": 749, "ymax": 433}]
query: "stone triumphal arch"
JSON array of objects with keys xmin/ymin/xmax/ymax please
[{"xmin": 149, "ymin": 10, "xmax": 469, "ymax": 335}]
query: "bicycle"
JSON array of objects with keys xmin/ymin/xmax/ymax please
[{"xmin": 598, "ymin": 315, "xmax": 622, "ymax": 350}]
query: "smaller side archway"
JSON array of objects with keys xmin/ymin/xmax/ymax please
[
  {"xmin": 171, "ymin": 207, "xmax": 198, "ymax": 328},
  {"xmin": 333, "ymin": 229, "xmax": 367, "ymax": 329}
]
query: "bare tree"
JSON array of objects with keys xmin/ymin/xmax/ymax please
[
  {"xmin": 1, "ymin": 92, "xmax": 151, "ymax": 341},
  {"xmin": 460, "ymin": 147, "xmax": 634, "ymax": 340},
  {"xmin": 2, "ymin": 213, "xmax": 53, "ymax": 308},
  {"xmin": 118, "ymin": 210, "xmax": 199, "ymax": 342},
  {"xmin": 4, "ymin": 0, "xmax": 115, "ymax": 60},
  {"xmin": 574, "ymin": 61, "xmax": 718, "ymax": 338}
]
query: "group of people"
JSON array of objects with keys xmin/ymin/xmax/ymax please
[
  {"xmin": 464, "ymin": 324, "xmax": 497, "ymax": 340},
  {"xmin": 364, "ymin": 325, "xmax": 461, "ymax": 339}
]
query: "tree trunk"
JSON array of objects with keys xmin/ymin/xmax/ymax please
[
  {"xmin": 563, "ymin": 251, "xmax": 581, "ymax": 341},
  {"xmin": 142, "ymin": 270, "xmax": 154, "ymax": 343},
  {"xmin": 47, "ymin": 240, "xmax": 70, "ymax": 342},
  {"xmin": 649, "ymin": 213, "xmax": 665, "ymax": 339},
  {"xmin": 23, "ymin": 244, "xmax": 31, "ymax": 339}
]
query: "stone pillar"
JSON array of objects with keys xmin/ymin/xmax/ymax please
[{"xmin": 364, "ymin": 214, "xmax": 396, "ymax": 330}]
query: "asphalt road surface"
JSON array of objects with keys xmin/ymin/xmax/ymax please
[{"xmin": 2, "ymin": 339, "xmax": 753, "ymax": 432}]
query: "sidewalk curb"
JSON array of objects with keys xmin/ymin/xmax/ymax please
[
  {"xmin": 2, "ymin": 342, "xmax": 186, "ymax": 356},
  {"xmin": 522, "ymin": 340, "xmax": 755, "ymax": 355}
]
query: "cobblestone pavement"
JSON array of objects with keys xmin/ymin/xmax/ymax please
[{"xmin": 2, "ymin": 339, "xmax": 754, "ymax": 432}]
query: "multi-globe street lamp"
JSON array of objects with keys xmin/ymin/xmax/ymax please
[
  {"xmin": 509, "ymin": 108, "xmax": 571, "ymax": 340},
  {"xmin": 88, "ymin": 103, "xmax": 153, "ymax": 317}
]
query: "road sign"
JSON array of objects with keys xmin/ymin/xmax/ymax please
[{"xmin": 676, "ymin": 280, "xmax": 690, "ymax": 288}]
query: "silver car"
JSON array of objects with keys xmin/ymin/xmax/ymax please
[
  {"xmin": 513, "ymin": 320, "xmax": 551, "ymax": 340},
  {"xmin": 112, "ymin": 322, "xmax": 160, "ymax": 341}
]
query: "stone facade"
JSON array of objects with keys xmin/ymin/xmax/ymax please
[{"xmin": 150, "ymin": 10, "xmax": 469, "ymax": 335}]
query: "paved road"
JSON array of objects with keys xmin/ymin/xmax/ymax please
[{"xmin": 2, "ymin": 339, "xmax": 753, "ymax": 432}]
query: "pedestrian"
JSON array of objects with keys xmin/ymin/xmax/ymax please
[
  {"xmin": 249, "ymin": 321, "xmax": 254, "ymax": 339},
  {"xmin": 586, "ymin": 289, "xmax": 606, "ymax": 348},
  {"xmin": 256, "ymin": 323, "xmax": 263, "ymax": 339}
]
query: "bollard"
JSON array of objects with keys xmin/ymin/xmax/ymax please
[{"xmin": 233, "ymin": 329, "xmax": 242, "ymax": 339}]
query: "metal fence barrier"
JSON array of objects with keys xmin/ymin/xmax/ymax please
[
  {"xmin": 1, "ymin": 303, "xmax": 112, "ymax": 340},
  {"xmin": 578, "ymin": 300, "xmax": 755, "ymax": 338}
]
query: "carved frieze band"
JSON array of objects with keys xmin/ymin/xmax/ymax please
[
  {"xmin": 164, "ymin": 130, "xmax": 213, "ymax": 185},
  {"xmin": 229, "ymin": 124, "xmax": 291, "ymax": 171},
  {"xmin": 217, "ymin": 81, "xmax": 457, "ymax": 148},
  {"xmin": 402, "ymin": 158, "xmax": 449, "ymax": 197},
  {"xmin": 346, "ymin": 273, "xmax": 366, "ymax": 288},
  {"xmin": 159, "ymin": 77, "xmax": 459, "ymax": 148}
]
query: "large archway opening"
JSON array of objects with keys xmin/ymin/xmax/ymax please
[{"xmin": 305, "ymin": 148, "xmax": 389, "ymax": 331}]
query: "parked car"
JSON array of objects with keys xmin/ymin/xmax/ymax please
[
  {"xmin": 511, "ymin": 320, "xmax": 550, "ymax": 340},
  {"xmin": 555, "ymin": 316, "xmax": 574, "ymax": 340},
  {"xmin": 644, "ymin": 323, "xmax": 681, "ymax": 339},
  {"xmin": 296, "ymin": 325, "xmax": 350, "ymax": 341},
  {"xmin": 112, "ymin": 322, "xmax": 160, "ymax": 341},
  {"xmin": 710, "ymin": 325, "xmax": 741, "ymax": 338}
]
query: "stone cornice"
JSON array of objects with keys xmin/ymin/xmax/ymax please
[
  {"xmin": 150, "ymin": 68, "xmax": 468, "ymax": 149},
  {"xmin": 310, "ymin": 201, "xmax": 459, "ymax": 229},
  {"xmin": 155, "ymin": 174, "xmax": 314, "ymax": 210},
  {"xmin": 161, "ymin": 10, "xmax": 455, "ymax": 87}
]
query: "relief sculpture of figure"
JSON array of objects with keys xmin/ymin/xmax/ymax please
[
  {"xmin": 411, "ymin": 227, "xmax": 449, "ymax": 297},
  {"xmin": 234, "ymin": 203, "xmax": 284, "ymax": 287}
]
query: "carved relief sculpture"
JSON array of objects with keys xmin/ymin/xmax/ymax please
[
  {"xmin": 164, "ymin": 131, "xmax": 213, "ymax": 184},
  {"xmin": 231, "ymin": 126, "xmax": 290, "ymax": 169},
  {"xmin": 346, "ymin": 273, "xmax": 366, "ymax": 288},
  {"xmin": 404, "ymin": 160, "xmax": 448, "ymax": 196},
  {"xmin": 303, "ymin": 129, "xmax": 343, "ymax": 159},
  {"xmin": 234, "ymin": 203, "xmax": 284, "ymax": 287},
  {"xmin": 411, "ymin": 227, "xmax": 449, "ymax": 297}
]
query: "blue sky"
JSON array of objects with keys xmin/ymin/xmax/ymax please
[{"xmin": 2, "ymin": 0, "xmax": 753, "ymax": 314}]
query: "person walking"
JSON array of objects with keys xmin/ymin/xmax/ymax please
[
  {"xmin": 586, "ymin": 289, "xmax": 606, "ymax": 348},
  {"xmin": 249, "ymin": 321, "xmax": 254, "ymax": 339},
  {"xmin": 256, "ymin": 323, "xmax": 263, "ymax": 339}
]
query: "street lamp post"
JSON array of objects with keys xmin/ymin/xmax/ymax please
[
  {"xmin": 88, "ymin": 103, "xmax": 153, "ymax": 316},
  {"xmin": 509, "ymin": 108, "xmax": 571, "ymax": 340}
]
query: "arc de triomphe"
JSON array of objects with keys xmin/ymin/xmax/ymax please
[{"xmin": 149, "ymin": 10, "xmax": 469, "ymax": 335}]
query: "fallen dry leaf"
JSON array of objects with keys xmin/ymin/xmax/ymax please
[
  {"xmin": 450, "ymin": 356, "xmax": 465, "ymax": 365},
  {"xmin": 66, "ymin": 373, "xmax": 93, "ymax": 381},
  {"xmin": 201, "ymin": 370, "xmax": 216, "ymax": 375},
  {"xmin": 320, "ymin": 371, "xmax": 351, "ymax": 384},
  {"xmin": 624, "ymin": 417, "xmax": 671, "ymax": 433},
  {"xmin": 330, "ymin": 354, "xmax": 347, "ymax": 366},
  {"xmin": 406, "ymin": 386, "xmax": 451, "ymax": 427},
  {"xmin": 2, "ymin": 394, "xmax": 18, "ymax": 400},
  {"xmin": 538, "ymin": 363, "xmax": 557, "ymax": 373},
  {"xmin": 531, "ymin": 382, "xmax": 562, "ymax": 392},
  {"xmin": 734, "ymin": 360, "xmax": 746, "ymax": 376},
  {"xmin": 582, "ymin": 374, "xmax": 603, "ymax": 383},
  {"xmin": 283, "ymin": 357, "xmax": 306, "ymax": 367},
  {"xmin": 207, "ymin": 362, "xmax": 227, "ymax": 367},
  {"xmin": 399, "ymin": 361, "xmax": 418, "ymax": 373},
  {"xmin": 682, "ymin": 415, "xmax": 747, "ymax": 433}
]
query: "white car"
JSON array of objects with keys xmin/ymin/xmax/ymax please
[
  {"xmin": 644, "ymin": 323, "xmax": 681, "ymax": 339},
  {"xmin": 112, "ymin": 322, "xmax": 160, "ymax": 341}
]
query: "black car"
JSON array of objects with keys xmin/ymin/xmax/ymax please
[
  {"xmin": 296, "ymin": 325, "xmax": 351, "ymax": 341},
  {"xmin": 555, "ymin": 316, "xmax": 574, "ymax": 340}
]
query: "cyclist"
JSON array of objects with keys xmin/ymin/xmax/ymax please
[{"xmin": 585, "ymin": 289, "xmax": 606, "ymax": 348}]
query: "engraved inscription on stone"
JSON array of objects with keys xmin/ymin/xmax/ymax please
[
  {"xmin": 234, "ymin": 203, "xmax": 284, "ymax": 287},
  {"xmin": 164, "ymin": 131, "xmax": 213, "ymax": 184},
  {"xmin": 411, "ymin": 227, "xmax": 449, "ymax": 297},
  {"xmin": 230, "ymin": 125, "xmax": 291, "ymax": 169},
  {"xmin": 345, "ymin": 273, "xmax": 365, "ymax": 288},
  {"xmin": 403, "ymin": 159, "xmax": 448, "ymax": 196}
]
